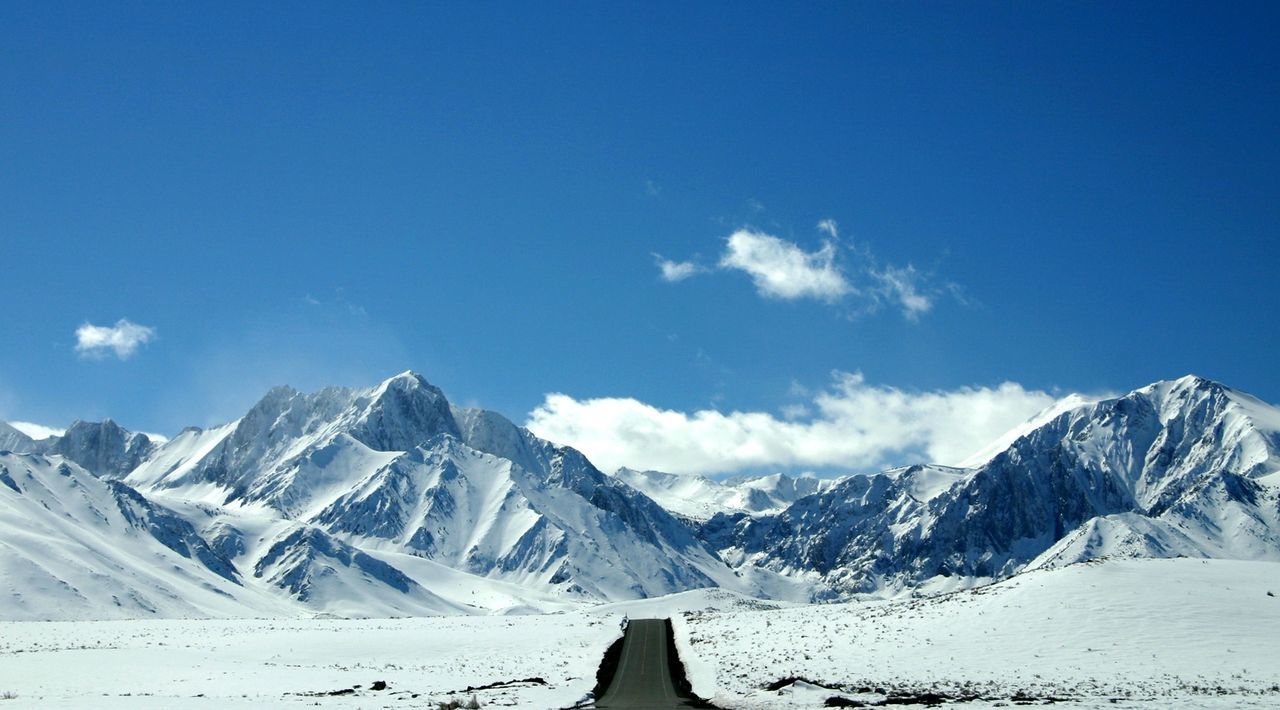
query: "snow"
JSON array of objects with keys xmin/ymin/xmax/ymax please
[
  {"xmin": 0, "ymin": 452, "xmax": 297, "ymax": 620},
  {"xmin": 673, "ymin": 558, "xmax": 1280, "ymax": 708},
  {"xmin": 125, "ymin": 422, "xmax": 239, "ymax": 489},
  {"xmin": 6, "ymin": 421, "xmax": 64, "ymax": 440},
  {"xmin": 0, "ymin": 613, "xmax": 622, "ymax": 708},
  {"xmin": 4, "ymin": 559, "xmax": 1273, "ymax": 708},
  {"xmin": 877, "ymin": 463, "xmax": 970, "ymax": 502}
]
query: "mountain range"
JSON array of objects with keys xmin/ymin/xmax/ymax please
[{"xmin": 2, "ymin": 371, "xmax": 1278, "ymax": 619}]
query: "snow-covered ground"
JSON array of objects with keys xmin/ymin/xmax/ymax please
[
  {"xmin": 673, "ymin": 558, "xmax": 1280, "ymax": 708},
  {"xmin": 0, "ymin": 613, "xmax": 621, "ymax": 708},
  {"xmin": 1, "ymin": 559, "xmax": 1277, "ymax": 708}
]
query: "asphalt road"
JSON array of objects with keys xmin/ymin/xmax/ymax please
[{"xmin": 594, "ymin": 619, "xmax": 703, "ymax": 709}]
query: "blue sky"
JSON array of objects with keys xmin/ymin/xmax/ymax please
[{"xmin": 3, "ymin": 2, "xmax": 1278, "ymax": 474}]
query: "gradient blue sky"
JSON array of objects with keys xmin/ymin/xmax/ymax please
[{"xmin": 3, "ymin": 2, "xmax": 1278, "ymax": 473}]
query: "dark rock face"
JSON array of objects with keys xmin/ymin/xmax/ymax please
[{"xmin": 48, "ymin": 420, "xmax": 157, "ymax": 479}]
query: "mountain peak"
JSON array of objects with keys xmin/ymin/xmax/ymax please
[
  {"xmin": 1137, "ymin": 374, "xmax": 1228, "ymax": 400},
  {"xmin": 380, "ymin": 370, "xmax": 430, "ymax": 390},
  {"xmin": 49, "ymin": 418, "xmax": 157, "ymax": 479}
]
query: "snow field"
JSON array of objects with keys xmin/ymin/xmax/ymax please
[
  {"xmin": 673, "ymin": 558, "xmax": 1280, "ymax": 708},
  {"xmin": 0, "ymin": 613, "xmax": 622, "ymax": 709}
]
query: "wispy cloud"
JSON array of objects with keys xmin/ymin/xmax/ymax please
[
  {"xmin": 718, "ymin": 229, "xmax": 852, "ymax": 302},
  {"xmin": 655, "ymin": 217, "xmax": 951, "ymax": 320},
  {"xmin": 527, "ymin": 371, "xmax": 1073, "ymax": 476},
  {"xmin": 871, "ymin": 264, "xmax": 932, "ymax": 320},
  {"xmin": 817, "ymin": 218, "xmax": 840, "ymax": 239},
  {"xmin": 653, "ymin": 254, "xmax": 707, "ymax": 282},
  {"xmin": 9, "ymin": 421, "xmax": 65, "ymax": 439},
  {"xmin": 74, "ymin": 319, "xmax": 156, "ymax": 360}
]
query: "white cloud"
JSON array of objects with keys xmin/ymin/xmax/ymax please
[
  {"xmin": 526, "ymin": 372, "xmax": 1070, "ymax": 476},
  {"xmin": 653, "ymin": 254, "xmax": 706, "ymax": 282},
  {"xmin": 718, "ymin": 229, "xmax": 852, "ymax": 302},
  {"xmin": 817, "ymin": 219, "xmax": 839, "ymax": 239},
  {"xmin": 9, "ymin": 421, "xmax": 65, "ymax": 440},
  {"xmin": 656, "ymin": 220, "xmax": 955, "ymax": 321},
  {"xmin": 872, "ymin": 265, "xmax": 932, "ymax": 319},
  {"xmin": 74, "ymin": 319, "xmax": 156, "ymax": 359}
]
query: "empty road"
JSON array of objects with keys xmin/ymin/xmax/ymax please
[{"xmin": 594, "ymin": 619, "xmax": 705, "ymax": 708}]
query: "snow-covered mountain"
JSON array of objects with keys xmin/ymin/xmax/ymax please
[
  {"xmin": 614, "ymin": 468, "xmax": 840, "ymax": 520},
  {"xmin": 701, "ymin": 375, "xmax": 1280, "ymax": 595},
  {"xmin": 1, "ymin": 372, "xmax": 764, "ymax": 618},
  {"xmin": 3, "ymin": 372, "xmax": 1280, "ymax": 619}
]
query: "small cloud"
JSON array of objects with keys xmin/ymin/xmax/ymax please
[
  {"xmin": 644, "ymin": 179, "xmax": 662, "ymax": 197},
  {"xmin": 872, "ymin": 265, "xmax": 932, "ymax": 320},
  {"xmin": 817, "ymin": 219, "xmax": 839, "ymax": 239},
  {"xmin": 9, "ymin": 421, "xmax": 65, "ymax": 440},
  {"xmin": 718, "ymin": 229, "xmax": 852, "ymax": 302},
  {"xmin": 653, "ymin": 254, "xmax": 707, "ymax": 282},
  {"xmin": 74, "ymin": 319, "xmax": 156, "ymax": 360}
]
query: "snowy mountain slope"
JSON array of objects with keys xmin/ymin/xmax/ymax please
[
  {"xmin": 250, "ymin": 524, "xmax": 471, "ymax": 617},
  {"xmin": 674, "ymin": 557, "xmax": 1280, "ymax": 708},
  {"xmin": 705, "ymin": 376, "xmax": 1280, "ymax": 595},
  {"xmin": 117, "ymin": 372, "xmax": 754, "ymax": 607},
  {"xmin": 305, "ymin": 433, "xmax": 742, "ymax": 600},
  {"xmin": 0, "ymin": 448, "xmax": 496, "ymax": 619},
  {"xmin": 0, "ymin": 452, "xmax": 295, "ymax": 620},
  {"xmin": 1026, "ymin": 513, "xmax": 1214, "ymax": 568},
  {"xmin": 451, "ymin": 405, "xmax": 551, "ymax": 475},
  {"xmin": 125, "ymin": 422, "xmax": 239, "ymax": 491},
  {"xmin": 0, "ymin": 421, "xmax": 38, "ymax": 452},
  {"xmin": 614, "ymin": 468, "xmax": 839, "ymax": 520}
]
